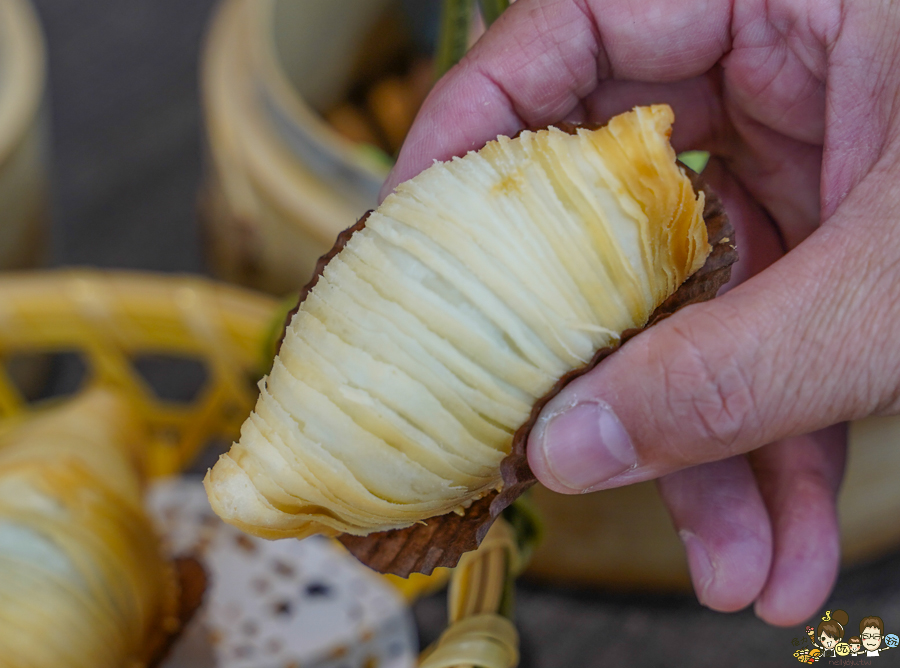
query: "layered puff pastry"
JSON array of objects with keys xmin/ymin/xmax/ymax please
[
  {"xmin": 206, "ymin": 105, "xmax": 712, "ymax": 542},
  {"xmin": 0, "ymin": 390, "xmax": 178, "ymax": 668}
]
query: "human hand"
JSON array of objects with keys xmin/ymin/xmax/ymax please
[{"xmin": 382, "ymin": 0, "xmax": 900, "ymax": 625}]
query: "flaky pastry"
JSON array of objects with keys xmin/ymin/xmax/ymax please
[
  {"xmin": 206, "ymin": 105, "xmax": 711, "ymax": 540},
  {"xmin": 0, "ymin": 390, "xmax": 178, "ymax": 668}
]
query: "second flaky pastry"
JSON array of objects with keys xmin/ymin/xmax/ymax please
[
  {"xmin": 205, "ymin": 105, "xmax": 711, "ymax": 539},
  {"xmin": 0, "ymin": 390, "xmax": 179, "ymax": 668}
]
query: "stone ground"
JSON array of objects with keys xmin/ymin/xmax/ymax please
[{"xmin": 32, "ymin": 1, "xmax": 900, "ymax": 666}]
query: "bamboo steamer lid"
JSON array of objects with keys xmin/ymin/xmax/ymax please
[{"xmin": 0, "ymin": 0, "xmax": 48, "ymax": 271}]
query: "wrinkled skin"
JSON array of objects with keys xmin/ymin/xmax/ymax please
[{"xmin": 382, "ymin": 0, "xmax": 900, "ymax": 626}]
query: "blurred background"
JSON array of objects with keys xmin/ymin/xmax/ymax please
[
  {"xmin": 3, "ymin": 0, "xmax": 899, "ymax": 666},
  {"xmin": 39, "ymin": 0, "xmax": 210, "ymax": 271}
]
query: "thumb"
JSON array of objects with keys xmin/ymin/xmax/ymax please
[{"xmin": 526, "ymin": 209, "xmax": 896, "ymax": 493}]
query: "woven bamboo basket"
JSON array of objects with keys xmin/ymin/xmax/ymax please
[
  {"xmin": 196, "ymin": 0, "xmax": 900, "ymax": 591},
  {"xmin": 0, "ymin": 270, "xmax": 277, "ymax": 475},
  {"xmin": 0, "ymin": 0, "xmax": 48, "ymax": 271}
]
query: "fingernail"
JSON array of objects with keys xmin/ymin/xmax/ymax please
[
  {"xmin": 680, "ymin": 530, "xmax": 715, "ymax": 606},
  {"xmin": 539, "ymin": 400, "xmax": 636, "ymax": 491}
]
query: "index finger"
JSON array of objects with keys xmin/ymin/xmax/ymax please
[{"xmin": 381, "ymin": 0, "xmax": 733, "ymax": 199}]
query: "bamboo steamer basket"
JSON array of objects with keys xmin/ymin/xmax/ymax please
[
  {"xmin": 197, "ymin": 0, "xmax": 900, "ymax": 591},
  {"xmin": 0, "ymin": 0, "xmax": 48, "ymax": 271},
  {"xmin": 199, "ymin": 0, "xmax": 393, "ymax": 296}
]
